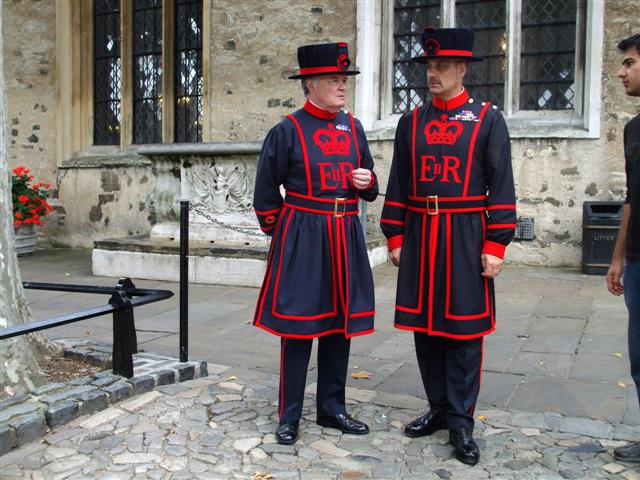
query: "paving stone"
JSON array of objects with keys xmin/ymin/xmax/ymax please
[
  {"xmin": 126, "ymin": 375, "xmax": 156, "ymax": 394},
  {"xmin": 175, "ymin": 363, "xmax": 195, "ymax": 381},
  {"xmin": 0, "ymin": 401, "xmax": 39, "ymax": 423},
  {"xmin": 103, "ymin": 382, "xmax": 133, "ymax": 403},
  {"xmin": 45, "ymin": 400, "xmax": 80, "ymax": 426},
  {"xmin": 311, "ymin": 439, "xmax": 351, "ymax": 458},
  {"xmin": 0, "ymin": 424, "xmax": 16, "ymax": 455},
  {"xmin": 10, "ymin": 412, "xmax": 47, "ymax": 445},
  {"xmin": 119, "ymin": 390, "xmax": 161, "ymax": 412},
  {"xmin": 39, "ymin": 385, "xmax": 98, "ymax": 405},
  {"xmin": 155, "ymin": 369, "xmax": 176, "ymax": 386},
  {"xmin": 80, "ymin": 390, "xmax": 109, "ymax": 415}
]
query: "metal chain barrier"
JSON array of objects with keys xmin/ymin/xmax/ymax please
[{"xmin": 188, "ymin": 203, "xmax": 266, "ymax": 237}]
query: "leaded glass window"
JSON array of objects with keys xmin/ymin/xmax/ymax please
[
  {"xmin": 133, "ymin": 0, "xmax": 163, "ymax": 144},
  {"xmin": 392, "ymin": 0, "xmax": 441, "ymax": 113},
  {"xmin": 455, "ymin": 0, "xmax": 506, "ymax": 108},
  {"xmin": 520, "ymin": 0, "xmax": 577, "ymax": 110},
  {"xmin": 175, "ymin": 0, "xmax": 203, "ymax": 143},
  {"xmin": 94, "ymin": 0, "xmax": 121, "ymax": 145}
]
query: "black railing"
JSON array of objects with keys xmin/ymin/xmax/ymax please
[{"xmin": 0, "ymin": 278, "xmax": 173, "ymax": 378}]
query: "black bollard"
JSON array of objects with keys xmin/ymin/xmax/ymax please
[{"xmin": 179, "ymin": 200, "xmax": 189, "ymax": 362}]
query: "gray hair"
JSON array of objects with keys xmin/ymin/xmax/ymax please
[{"xmin": 301, "ymin": 77, "xmax": 318, "ymax": 97}]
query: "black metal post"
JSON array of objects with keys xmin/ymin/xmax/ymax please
[
  {"xmin": 179, "ymin": 200, "xmax": 189, "ymax": 362},
  {"xmin": 110, "ymin": 283, "xmax": 135, "ymax": 378}
]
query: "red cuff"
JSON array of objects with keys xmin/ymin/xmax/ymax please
[
  {"xmin": 387, "ymin": 235, "xmax": 404, "ymax": 251},
  {"xmin": 482, "ymin": 240, "xmax": 506, "ymax": 259}
]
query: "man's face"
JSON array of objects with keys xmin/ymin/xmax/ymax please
[
  {"xmin": 618, "ymin": 47, "xmax": 640, "ymax": 97},
  {"xmin": 425, "ymin": 59, "xmax": 467, "ymax": 100},
  {"xmin": 307, "ymin": 75, "xmax": 348, "ymax": 112}
]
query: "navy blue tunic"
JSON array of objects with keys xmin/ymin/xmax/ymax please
[
  {"xmin": 253, "ymin": 101, "xmax": 379, "ymax": 339},
  {"xmin": 381, "ymin": 89, "xmax": 516, "ymax": 339}
]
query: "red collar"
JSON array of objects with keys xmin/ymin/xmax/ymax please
[
  {"xmin": 304, "ymin": 100, "xmax": 338, "ymax": 120},
  {"xmin": 432, "ymin": 88, "xmax": 469, "ymax": 111}
]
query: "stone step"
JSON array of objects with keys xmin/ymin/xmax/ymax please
[{"xmin": 92, "ymin": 234, "xmax": 388, "ymax": 287}]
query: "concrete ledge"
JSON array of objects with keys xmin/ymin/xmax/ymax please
[
  {"xmin": 0, "ymin": 339, "xmax": 210, "ymax": 456},
  {"xmin": 92, "ymin": 235, "xmax": 389, "ymax": 287}
]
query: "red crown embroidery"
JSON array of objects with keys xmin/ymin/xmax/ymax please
[
  {"xmin": 313, "ymin": 124, "xmax": 351, "ymax": 156},
  {"xmin": 424, "ymin": 114, "xmax": 464, "ymax": 145}
]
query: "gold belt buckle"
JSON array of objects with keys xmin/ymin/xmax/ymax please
[
  {"xmin": 334, "ymin": 197, "xmax": 347, "ymax": 218},
  {"xmin": 426, "ymin": 195, "xmax": 439, "ymax": 215}
]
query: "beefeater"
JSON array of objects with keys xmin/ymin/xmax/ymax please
[
  {"xmin": 380, "ymin": 27, "xmax": 516, "ymax": 466},
  {"xmin": 253, "ymin": 42, "xmax": 378, "ymax": 445}
]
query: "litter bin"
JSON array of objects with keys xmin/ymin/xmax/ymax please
[{"xmin": 582, "ymin": 201, "xmax": 624, "ymax": 275}]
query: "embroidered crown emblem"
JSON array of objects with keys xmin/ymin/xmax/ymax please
[
  {"xmin": 425, "ymin": 114, "xmax": 464, "ymax": 145},
  {"xmin": 313, "ymin": 123, "xmax": 351, "ymax": 156}
]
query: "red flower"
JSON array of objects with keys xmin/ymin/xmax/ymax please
[
  {"xmin": 19, "ymin": 195, "xmax": 29, "ymax": 204},
  {"xmin": 15, "ymin": 212, "xmax": 22, "ymax": 219}
]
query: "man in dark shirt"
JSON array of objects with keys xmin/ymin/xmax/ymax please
[{"xmin": 607, "ymin": 33, "xmax": 640, "ymax": 463}]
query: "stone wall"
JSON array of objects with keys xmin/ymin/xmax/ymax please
[
  {"xmin": 207, "ymin": 0, "xmax": 357, "ymax": 142},
  {"xmin": 3, "ymin": 0, "xmax": 58, "ymax": 238},
  {"xmin": 4, "ymin": 0, "xmax": 640, "ymax": 266},
  {"xmin": 367, "ymin": 0, "xmax": 640, "ymax": 267}
]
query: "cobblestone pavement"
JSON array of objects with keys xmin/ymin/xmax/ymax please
[{"xmin": 1, "ymin": 366, "xmax": 639, "ymax": 480}]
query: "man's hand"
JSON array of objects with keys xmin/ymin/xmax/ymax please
[
  {"xmin": 607, "ymin": 259, "xmax": 625, "ymax": 296},
  {"xmin": 351, "ymin": 168, "xmax": 372, "ymax": 190},
  {"xmin": 389, "ymin": 247, "xmax": 401, "ymax": 267},
  {"xmin": 481, "ymin": 253, "xmax": 503, "ymax": 278}
]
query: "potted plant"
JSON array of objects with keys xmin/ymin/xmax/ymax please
[{"xmin": 11, "ymin": 165, "xmax": 53, "ymax": 255}]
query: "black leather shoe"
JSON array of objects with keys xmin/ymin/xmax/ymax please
[
  {"xmin": 404, "ymin": 409, "xmax": 448, "ymax": 438},
  {"xmin": 317, "ymin": 413, "xmax": 369, "ymax": 435},
  {"xmin": 275, "ymin": 421, "xmax": 299, "ymax": 445},
  {"xmin": 614, "ymin": 441, "xmax": 640, "ymax": 463},
  {"xmin": 449, "ymin": 426, "xmax": 480, "ymax": 466}
]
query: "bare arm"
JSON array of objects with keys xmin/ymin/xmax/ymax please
[{"xmin": 607, "ymin": 203, "xmax": 630, "ymax": 296}]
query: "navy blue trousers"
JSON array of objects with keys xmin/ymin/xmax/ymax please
[
  {"xmin": 279, "ymin": 334, "xmax": 351, "ymax": 423},
  {"xmin": 625, "ymin": 260, "xmax": 640, "ymax": 406},
  {"xmin": 414, "ymin": 332, "xmax": 483, "ymax": 432}
]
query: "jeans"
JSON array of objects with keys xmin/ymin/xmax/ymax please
[{"xmin": 625, "ymin": 260, "xmax": 640, "ymax": 406}]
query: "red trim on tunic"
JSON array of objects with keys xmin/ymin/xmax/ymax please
[
  {"xmin": 327, "ymin": 217, "xmax": 339, "ymax": 318},
  {"xmin": 387, "ymin": 234, "xmax": 404, "ymax": 251},
  {"xmin": 407, "ymin": 206, "xmax": 486, "ymax": 214},
  {"xmin": 255, "ymin": 322, "xmax": 374, "ymax": 339},
  {"xmin": 384, "ymin": 200, "xmax": 407, "ymax": 208},
  {"xmin": 303, "ymin": 99, "xmax": 338, "ymax": 120},
  {"xmin": 411, "ymin": 107, "xmax": 419, "ymax": 196},
  {"xmin": 286, "ymin": 190, "xmax": 359, "ymax": 204},
  {"xmin": 348, "ymin": 113, "xmax": 361, "ymax": 168},
  {"xmin": 487, "ymin": 204, "xmax": 516, "ymax": 210},
  {"xmin": 287, "ymin": 115, "xmax": 313, "ymax": 196},
  {"xmin": 256, "ymin": 207, "xmax": 282, "ymax": 216},
  {"xmin": 482, "ymin": 240, "xmax": 506, "ymax": 259},
  {"xmin": 271, "ymin": 210, "xmax": 338, "ymax": 320},
  {"xmin": 260, "ymin": 225, "xmax": 275, "ymax": 233},
  {"xmin": 432, "ymin": 88, "xmax": 469, "ymax": 111},
  {"xmin": 427, "ymin": 216, "xmax": 439, "ymax": 331},
  {"xmin": 341, "ymin": 218, "xmax": 350, "ymax": 332},
  {"xmin": 284, "ymin": 202, "xmax": 359, "ymax": 216},
  {"xmin": 351, "ymin": 310, "xmax": 375, "ymax": 318},
  {"xmin": 409, "ymin": 194, "xmax": 486, "ymax": 202},
  {"xmin": 444, "ymin": 213, "xmax": 489, "ymax": 320},
  {"xmin": 462, "ymin": 102, "xmax": 491, "ymax": 197},
  {"xmin": 396, "ymin": 214, "xmax": 426, "ymax": 314},
  {"xmin": 487, "ymin": 223, "xmax": 516, "ymax": 229},
  {"xmin": 394, "ymin": 322, "xmax": 496, "ymax": 339},
  {"xmin": 255, "ymin": 208, "xmax": 288, "ymax": 329},
  {"xmin": 381, "ymin": 218, "xmax": 405, "ymax": 226}
]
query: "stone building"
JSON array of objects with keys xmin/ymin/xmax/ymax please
[{"xmin": 4, "ymin": 0, "xmax": 640, "ymax": 283}]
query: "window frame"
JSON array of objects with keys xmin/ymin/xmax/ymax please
[
  {"xmin": 355, "ymin": 0, "xmax": 603, "ymax": 139},
  {"xmin": 56, "ymin": 0, "xmax": 209, "ymax": 163}
]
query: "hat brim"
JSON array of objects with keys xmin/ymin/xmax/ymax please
[
  {"xmin": 288, "ymin": 70, "xmax": 360, "ymax": 80},
  {"xmin": 411, "ymin": 54, "xmax": 483, "ymax": 63}
]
